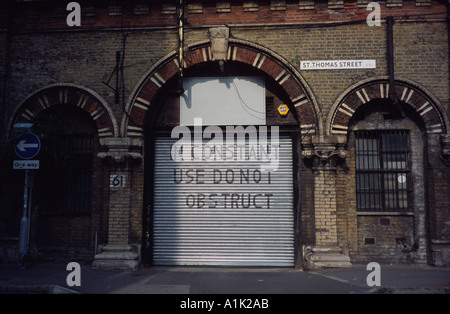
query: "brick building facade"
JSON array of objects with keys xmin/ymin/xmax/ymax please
[{"xmin": 0, "ymin": 0, "xmax": 449, "ymax": 269}]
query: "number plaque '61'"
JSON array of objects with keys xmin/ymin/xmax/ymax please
[{"xmin": 110, "ymin": 174, "xmax": 126, "ymax": 188}]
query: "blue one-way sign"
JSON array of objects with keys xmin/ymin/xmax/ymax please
[{"xmin": 14, "ymin": 133, "xmax": 41, "ymax": 159}]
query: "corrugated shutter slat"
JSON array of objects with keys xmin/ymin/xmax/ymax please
[{"xmin": 153, "ymin": 136, "xmax": 294, "ymax": 266}]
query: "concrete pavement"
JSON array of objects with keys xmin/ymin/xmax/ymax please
[{"xmin": 1, "ymin": 261, "xmax": 449, "ymax": 295}]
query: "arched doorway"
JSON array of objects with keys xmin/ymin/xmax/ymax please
[
  {"xmin": 128, "ymin": 39, "xmax": 319, "ymax": 267},
  {"xmin": 32, "ymin": 104, "xmax": 97, "ymax": 258},
  {"xmin": 7, "ymin": 84, "xmax": 116, "ymax": 260},
  {"xmin": 347, "ymin": 100, "xmax": 427, "ymax": 263}
]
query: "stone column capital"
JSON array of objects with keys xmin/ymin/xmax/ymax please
[
  {"xmin": 302, "ymin": 135, "xmax": 348, "ymax": 170},
  {"xmin": 97, "ymin": 137, "xmax": 143, "ymax": 169}
]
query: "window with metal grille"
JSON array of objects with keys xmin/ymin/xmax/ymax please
[
  {"xmin": 355, "ymin": 130, "xmax": 410, "ymax": 212},
  {"xmin": 34, "ymin": 105, "xmax": 95, "ymax": 214},
  {"xmin": 39, "ymin": 134, "xmax": 94, "ymax": 213}
]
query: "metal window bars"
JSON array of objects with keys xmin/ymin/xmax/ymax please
[
  {"xmin": 355, "ymin": 130, "xmax": 410, "ymax": 211},
  {"xmin": 40, "ymin": 135, "xmax": 94, "ymax": 214}
]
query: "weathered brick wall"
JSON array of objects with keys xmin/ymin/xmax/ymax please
[
  {"xmin": 427, "ymin": 135, "xmax": 450, "ymax": 244},
  {"xmin": 130, "ymin": 165, "xmax": 145, "ymax": 243},
  {"xmin": 107, "ymin": 170, "xmax": 131, "ymax": 244},
  {"xmin": 3, "ymin": 2, "xmax": 448, "ymax": 130},
  {"xmin": 4, "ymin": 30, "xmax": 178, "ymax": 127},
  {"xmin": 1, "ymin": 0, "xmax": 449, "ymax": 263},
  {"xmin": 0, "ymin": 4, "xmax": 8, "ymax": 135},
  {"xmin": 432, "ymin": 168, "xmax": 450, "ymax": 240},
  {"xmin": 394, "ymin": 22, "xmax": 449, "ymax": 113},
  {"xmin": 36, "ymin": 215, "xmax": 91, "ymax": 257},
  {"xmin": 0, "ymin": 31, "xmax": 6, "ymax": 134},
  {"xmin": 232, "ymin": 20, "xmax": 448, "ymax": 119},
  {"xmin": 4, "ymin": 1, "xmax": 448, "ymax": 126},
  {"xmin": 233, "ymin": 23, "xmax": 387, "ymax": 112},
  {"xmin": 299, "ymin": 165, "xmax": 315, "ymax": 245},
  {"xmin": 356, "ymin": 215, "xmax": 416, "ymax": 263}
]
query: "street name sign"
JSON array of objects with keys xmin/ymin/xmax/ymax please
[{"xmin": 300, "ymin": 60, "xmax": 376, "ymax": 70}]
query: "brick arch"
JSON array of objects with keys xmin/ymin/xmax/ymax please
[
  {"xmin": 122, "ymin": 40, "xmax": 321, "ymax": 137},
  {"xmin": 9, "ymin": 84, "xmax": 118, "ymax": 138},
  {"xmin": 326, "ymin": 77, "xmax": 449, "ymax": 136}
]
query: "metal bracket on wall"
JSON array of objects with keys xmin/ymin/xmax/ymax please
[{"xmin": 103, "ymin": 51, "xmax": 122, "ymax": 104}]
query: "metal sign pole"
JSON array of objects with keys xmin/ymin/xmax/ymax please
[
  {"xmin": 19, "ymin": 169, "xmax": 29, "ymax": 268},
  {"xmin": 13, "ymin": 124, "xmax": 39, "ymax": 269},
  {"xmin": 26, "ymin": 171, "xmax": 34, "ymax": 256}
]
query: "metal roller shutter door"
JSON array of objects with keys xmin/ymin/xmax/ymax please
[{"xmin": 153, "ymin": 136, "xmax": 294, "ymax": 266}]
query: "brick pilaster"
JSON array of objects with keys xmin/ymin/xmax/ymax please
[
  {"xmin": 314, "ymin": 168, "xmax": 338, "ymax": 246},
  {"xmin": 302, "ymin": 135, "xmax": 351, "ymax": 269},
  {"xmin": 93, "ymin": 138, "xmax": 143, "ymax": 269},
  {"xmin": 107, "ymin": 170, "xmax": 131, "ymax": 244}
]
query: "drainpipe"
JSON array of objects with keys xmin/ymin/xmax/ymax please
[{"xmin": 386, "ymin": 16, "xmax": 405, "ymax": 118}]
